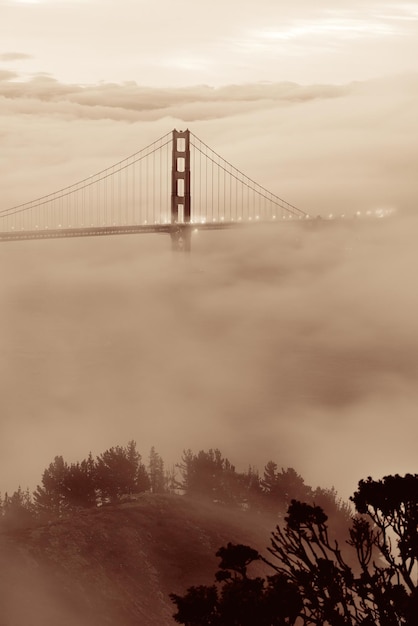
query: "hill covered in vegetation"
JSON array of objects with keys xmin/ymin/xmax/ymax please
[
  {"xmin": 0, "ymin": 493, "xmax": 275, "ymax": 625},
  {"xmin": 0, "ymin": 442, "xmax": 353, "ymax": 625}
]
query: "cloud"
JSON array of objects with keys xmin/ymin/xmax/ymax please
[
  {"xmin": 0, "ymin": 74, "xmax": 349, "ymax": 122},
  {"xmin": 0, "ymin": 52, "xmax": 32, "ymax": 61},
  {"xmin": 2, "ymin": 0, "xmax": 418, "ymax": 88},
  {"xmin": 0, "ymin": 69, "xmax": 18, "ymax": 81}
]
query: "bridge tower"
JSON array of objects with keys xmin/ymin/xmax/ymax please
[{"xmin": 171, "ymin": 129, "xmax": 191, "ymax": 251}]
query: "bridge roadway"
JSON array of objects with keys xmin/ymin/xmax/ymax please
[{"xmin": 0, "ymin": 219, "xmax": 314, "ymax": 243}]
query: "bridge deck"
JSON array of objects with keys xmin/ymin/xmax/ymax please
[{"xmin": 0, "ymin": 219, "xmax": 312, "ymax": 242}]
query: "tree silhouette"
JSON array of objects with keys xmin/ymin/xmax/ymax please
[
  {"xmin": 61, "ymin": 456, "xmax": 97, "ymax": 510},
  {"xmin": 177, "ymin": 448, "xmax": 266, "ymax": 508},
  {"xmin": 1, "ymin": 487, "xmax": 35, "ymax": 529},
  {"xmin": 33, "ymin": 455, "xmax": 69, "ymax": 517},
  {"xmin": 261, "ymin": 463, "xmax": 312, "ymax": 510},
  {"xmin": 171, "ymin": 542, "xmax": 301, "ymax": 625},
  {"xmin": 171, "ymin": 473, "xmax": 418, "ymax": 625},
  {"xmin": 148, "ymin": 446, "xmax": 165, "ymax": 494},
  {"xmin": 95, "ymin": 440, "xmax": 150, "ymax": 503},
  {"xmin": 351, "ymin": 474, "xmax": 418, "ymax": 594},
  {"xmin": 177, "ymin": 448, "xmax": 241, "ymax": 504}
]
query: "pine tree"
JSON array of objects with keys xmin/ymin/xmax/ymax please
[
  {"xmin": 177, "ymin": 448, "xmax": 243, "ymax": 504},
  {"xmin": 2, "ymin": 486, "xmax": 35, "ymax": 528},
  {"xmin": 33, "ymin": 455, "xmax": 69, "ymax": 518},
  {"xmin": 261, "ymin": 463, "xmax": 312, "ymax": 512},
  {"xmin": 95, "ymin": 440, "xmax": 150, "ymax": 503},
  {"xmin": 61, "ymin": 460, "xmax": 97, "ymax": 510},
  {"xmin": 148, "ymin": 446, "xmax": 165, "ymax": 494}
]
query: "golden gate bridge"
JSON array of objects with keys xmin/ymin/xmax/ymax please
[{"xmin": 0, "ymin": 129, "xmax": 310, "ymax": 251}]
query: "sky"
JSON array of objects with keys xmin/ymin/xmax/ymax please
[
  {"xmin": 1, "ymin": 0, "xmax": 418, "ymax": 502},
  {"xmin": 1, "ymin": 0, "xmax": 418, "ymax": 86}
]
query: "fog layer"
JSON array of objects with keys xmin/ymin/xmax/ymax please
[{"xmin": 0, "ymin": 217, "xmax": 416, "ymax": 499}]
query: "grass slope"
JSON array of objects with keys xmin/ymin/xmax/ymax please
[{"xmin": 0, "ymin": 494, "xmax": 273, "ymax": 625}]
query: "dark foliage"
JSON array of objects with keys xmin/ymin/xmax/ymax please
[
  {"xmin": 1, "ymin": 445, "xmax": 353, "ymax": 548},
  {"xmin": 171, "ymin": 473, "xmax": 418, "ymax": 625},
  {"xmin": 171, "ymin": 541, "xmax": 302, "ymax": 626},
  {"xmin": 94, "ymin": 440, "xmax": 150, "ymax": 504},
  {"xmin": 29, "ymin": 441, "xmax": 151, "ymax": 520}
]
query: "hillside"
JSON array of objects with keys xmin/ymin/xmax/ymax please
[{"xmin": 0, "ymin": 493, "xmax": 274, "ymax": 626}]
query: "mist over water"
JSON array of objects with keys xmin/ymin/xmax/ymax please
[{"xmin": 1, "ymin": 216, "xmax": 417, "ymax": 500}]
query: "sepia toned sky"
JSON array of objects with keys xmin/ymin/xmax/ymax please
[
  {"xmin": 1, "ymin": 0, "xmax": 418, "ymax": 86},
  {"xmin": 1, "ymin": 0, "xmax": 418, "ymax": 502}
]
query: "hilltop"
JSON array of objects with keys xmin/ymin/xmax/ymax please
[{"xmin": 0, "ymin": 493, "xmax": 273, "ymax": 626}]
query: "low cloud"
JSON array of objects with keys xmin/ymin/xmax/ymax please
[
  {"xmin": 0, "ymin": 69, "xmax": 18, "ymax": 81},
  {"xmin": 0, "ymin": 74, "xmax": 350, "ymax": 122},
  {"xmin": 0, "ymin": 52, "xmax": 32, "ymax": 62},
  {"xmin": 0, "ymin": 217, "xmax": 417, "ymax": 500}
]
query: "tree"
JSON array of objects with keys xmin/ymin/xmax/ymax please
[
  {"xmin": 261, "ymin": 461, "xmax": 279, "ymax": 495},
  {"xmin": 1, "ymin": 487, "xmax": 35, "ymax": 529},
  {"xmin": 95, "ymin": 440, "xmax": 150, "ymax": 503},
  {"xmin": 148, "ymin": 446, "xmax": 165, "ymax": 494},
  {"xmin": 164, "ymin": 464, "xmax": 179, "ymax": 494},
  {"xmin": 33, "ymin": 453, "xmax": 97, "ymax": 517},
  {"xmin": 61, "ymin": 456, "xmax": 97, "ymax": 510},
  {"xmin": 261, "ymin": 464, "xmax": 312, "ymax": 511},
  {"xmin": 33, "ymin": 455, "xmax": 69, "ymax": 518},
  {"xmin": 171, "ymin": 473, "xmax": 418, "ymax": 625},
  {"xmin": 177, "ymin": 448, "xmax": 248, "ymax": 505},
  {"xmin": 171, "ymin": 543, "xmax": 302, "ymax": 625},
  {"xmin": 351, "ymin": 474, "xmax": 418, "ymax": 600}
]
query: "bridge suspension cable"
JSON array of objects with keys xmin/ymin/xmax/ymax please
[
  {"xmin": 0, "ymin": 128, "xmax": 308, "ymax": 239},
  {"xmin": 189, "ymin": 132, "xmax": 308, "ymax": 222},
  {"xmin": 0, "ymin": 131, "xmax": 173, "ymax": 231}
]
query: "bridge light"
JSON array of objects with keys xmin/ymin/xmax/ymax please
[
  {"xmin": 272, "ymin": 215, "xmax": 276, "ymax": 220},
  {"xmin": 238, "ymin": 216, "xmax": 242, "ymax": 221},
  {"xmin": 256, "ymin": 215, "xmax": 259, "ymax": 220},
  {"xmin": 220, "ymin": 216, "xmax": 224, "ymax": 221},
  {"xmin": 328, "ymin": 213, "xmax": 333, "ymax": 219}
]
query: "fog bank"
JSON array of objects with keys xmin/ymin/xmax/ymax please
[{"xmin": 0, "ymin": 216, "xmax": 416, "ymax": 499}]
